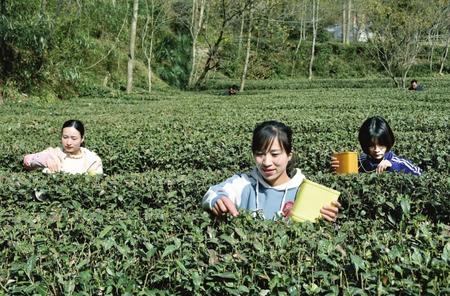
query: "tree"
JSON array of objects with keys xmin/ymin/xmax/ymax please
[
  {"xmin": 346, "ymin": 0, "xmax": 352, "ymax": 43},
  {"xmin": 0, "ymin": 0, "xmax": 7, "ymax": 78},
  {"xmin": 425, "ymin": 1, "xmax": 450, "ymax": 73},
  {"xmin": 142, "ymin": 0, "xmax": 171, "ymax": 92},
  {"xmin": 192, "ymin": 0, "xmax": 253, "ymax": 88},
  {"xmin": 308, "ymin": 0, "xmax": 319, "ymax": 80},
  {"xmin": 439, "ymin": 31, "xmax": 450, "ymax": 75},
  {"xmin": 342, "ymin": 0, "xmax": 349, "ymax": 44},
  {"xmin": 127, "ymin": 0, "xmax": 139, "ymax": 94},
  {"xmin": 290, "ymin": 0, "xmax": 307, "ymax": 76},
  {"xmin": 427, "ymin": 25, "xmax": 439, "ymax": 72},
  {"xmin": 367, "ymin": 0, "xmax": 434, "ymax": 88},
  {"xmin": 240, "ymin": 6, "xmax": 253, "ymax": 92},
  {"xmin": 237, "ymin": 8, "xmax": 245, "ymax": 60},
  {"xmin": 187, "ymin": 0, "xmax": 206, "ymax": 88}
]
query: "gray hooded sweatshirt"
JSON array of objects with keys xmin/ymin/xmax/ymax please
[{"xmin": 202, "ymin": 168, "xmax": 305, "ymax": 220}]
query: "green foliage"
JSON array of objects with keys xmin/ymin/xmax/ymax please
[
  {"xmin": 0, "ymin": 0, "xmax": 185, "ymax": 97},
  {"xmin": 154, "ymin": 33, "xmax": 191, "ymax": 89},
  {"xmin": 365, "ymin": 0, "xmax": 444, "ymax": 87},
  {"xmin": 1, "ymin": 0, "xmax": 449, "ymax": 96},
  {"xmin": 0, "ymin": 83, "xmax": 449, "ymax": 293},
  {"xmin": 221, "ymin": 41, "xmax": 381, "ymax": 79},
  {"xmin": 0, "ymin": 1, "xmax": 50, "ymax": 89}
]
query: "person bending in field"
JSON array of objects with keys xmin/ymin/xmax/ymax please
[
  {"xmin": 408, "ymin": 79, "xmax": 424, "ymax": 91},
  {"xmin": 331, "ymin": 116, "xmax": 422, "ymax": 176},
  {"xmin": 23, "ymin": 119, "xmax": 103, "ymax": 175},
  {"xmin": 226, "ymin": 84, "xmax": 239, "ymax": 95},
  {"xmin": 202, "ymin": 120, "xmax": 341, "ymax": 221}
]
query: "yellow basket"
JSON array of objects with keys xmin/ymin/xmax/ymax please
[
  {"xmin": 291, "ymin": 179, "xmax": 340, "ymax": 222},
  {"xmin": 333, "ymin": 151, "xmax": 358, "ymax": 175}
]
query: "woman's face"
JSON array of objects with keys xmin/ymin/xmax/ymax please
[
  {"xmin": 368, "ymin": 139, "xmax": 387, "ymax": 160},
  {"xmin": 254, "ymin": 138, "xmax": 292, "ymax": 186},
  {"xmin": 61, "ymin": 127, "xmax": 84, "ymax": 155}
]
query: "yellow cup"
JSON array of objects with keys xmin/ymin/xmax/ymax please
[
  {"xmin": 333, "ymin": 151, "xmax": 358, "ymax": 174},
  {"xmin": 291, "ymin": 179, "xmax": 340, "ymax": 222}
]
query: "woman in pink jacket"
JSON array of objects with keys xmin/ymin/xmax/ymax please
[{"xmin": 23, "ymin": 120, "xmax": 103, "ymax": 175}]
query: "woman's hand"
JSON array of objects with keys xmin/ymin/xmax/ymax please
[
  {"xmin": 320, "ymin": 200, "xmax": 342, "ymax": 222},
  {"xmin": 45, "ymin": 156, "xmax": 61, "ymax": 173},
  {"xmin": 212, "ymin": 197, "xmax": 239, "ymax": 217},
  {"xmin": 376, "ymin": 160, "xmax": 392, "ymax": 173},
  {"xmin": 23, "ymin": 154, "xmax": 34, "ymax": 170},
  {"xmin": 330, "ymin": 155, "xmax": 340, "ymax": 172}
]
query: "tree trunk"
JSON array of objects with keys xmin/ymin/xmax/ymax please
[
  {"xmin": 126, "ymin": 0, "xmax": 139, "ymax": 94},
  {"xmin": 439, "ymin": 33, "xmax": 450, "ymax": 75},
  {"xmin": 342, "ymin": 1, "xmax": 346, "ymax": 44},
  {"xmin": 428, "ymin": 28, "xmax": 435, "ymax": 72},
  {"xmin": 147, "ymin": 31, "xmax": 154, "ymax": 92},
  {"xmin": 401, "ymin": 69, "xmax": 409, "ymax": 88},
  {"xmin": 142, "ymin": 0, "xmax": 155, "ymax": 92},
  {"xmin": 309, "ymin": 0, "xmax": 319, "ymax": 80},
  {"xmin": 237, "ymin": 11, "xmax": 245, "ymax": 60},
  {"xmin": 255, "ymin": 29, "xmax": 260, "ymax": 59},
  {"xmin": 240, "ymin": 8, "xmax": 253, "ymax": 92},
  {"xmin": 302, "ymin": 1, "xmax": 307, "ymax": 40},
  {"xmin": 346, "ymin": 0, "xmax": 351, "ymax": 43},
  {"xmin": 188, "ymin": 0, "xmax": 206, "ymax": 89},
  {"xmin": 0, "ymin": 0, "xmax": 7, "ymax": 77},
  {"xmin": 400, "ymin": 37, "xmax": 418, "ymax": 89},
  {"xmin": 194, "ymin": 29, "xmax": 225, "ymax": 88},
  {"xmin": 291, "ymin": 29, "xmax": 303, "ymax": 77},
  {"xmin": 291, "ymin": 0, "xmax": 306, "ymax": 77},
  {"xmin": 188, "ymin": 0, "xmax": 198, "ymax": 88}
]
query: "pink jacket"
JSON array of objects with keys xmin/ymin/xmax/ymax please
[{"xmin": 23, "ymin": 147, "xmax": 103, "ymax": 175}]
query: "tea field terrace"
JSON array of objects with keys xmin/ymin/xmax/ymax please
[{"xmin": 0, "ymin": 84, "xmax": 449, "ymax": 294}]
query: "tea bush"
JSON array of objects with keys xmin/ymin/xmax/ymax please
[{"xmin": 0, "ymin": 83, "xmax": 449, "ymax": 294}]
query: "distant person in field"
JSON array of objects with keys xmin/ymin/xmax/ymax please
[
  {"xmin": 331, "ymin": 116, "xmax": 422, "ymax": 176},
  {"xmin": 408, "ymin": 79, "xmax": 424, "ymax": 91},
  {"xmin": 23, "ymin": 119, "xmax": 103, "ymax": 175},
  {"xmin": 226, "ymin": 84, "xmax": 239, "ymax": 95},
  {"xmin": 203, "ymin": 120, "xmax": 341, "ymax": 221}
]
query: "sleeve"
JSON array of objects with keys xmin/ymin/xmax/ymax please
[
  {"xmin": 23, "ymin": 148, "xmax": 57, "ymax": 171},
  {"xmin": 202, "ymin": 174, "xmax": 252, "ymax": 210},
  {"xmin": 86, "ymin": 152, "xmax": 103, "ymax": 175},
  {"xmin": 389, "ymin": 154, "xmax": 422, "ymax": 176}
]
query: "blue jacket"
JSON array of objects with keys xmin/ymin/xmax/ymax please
[
  {"xmin": 359, "ymin": 151, "xmax": 422, "ymax": 176},
  {"xmin": 202, "ymin": 168, "xmax": 305, "ymax": 220}
]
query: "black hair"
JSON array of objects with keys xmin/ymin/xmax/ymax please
[
  {"xmin": 61, "ymin": 119, "xmax": 85, "ymax": 146},
  {"xmin": 358, "ymin": 116, "xmax": 395, "ymax": 155},
  {"xmin": 410, "ymin": 79, "xmax": 418, "ymax": 84},
  {"xmin": 252, "ymin": 120, "xmax": 296, "ymax": 176}
]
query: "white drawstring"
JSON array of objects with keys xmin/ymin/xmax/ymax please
[
  {"xmin": 253, "ymin": 180, "xmax": 260, "ymax": 218},
  {"xmin": 359, "ymin": 154, "xmax": 383, "ymax": 173},
  {"xmin": 255, "ymin": 179, "xmax": 289, "ymax": 219},
  {"xmin": 277, "ymin": 187, "xmax": 288, "ymax": 217}
]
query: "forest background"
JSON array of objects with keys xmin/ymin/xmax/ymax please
[{"xmin": 1, "ymin": 0, "xmax": 449, "ymax": 100}]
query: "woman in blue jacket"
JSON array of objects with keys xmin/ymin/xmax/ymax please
[
  {"xmin": 202, "ymin": 120, "xmax": 341, "ymax": 221},
  {"xmin": 331, "ymin": 116, "xmax": 422, "ymax": 176}
]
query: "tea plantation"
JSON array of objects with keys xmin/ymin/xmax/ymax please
[{"xmin": 0, "ymin": 82, "xmax": 449, "ymax": 295}]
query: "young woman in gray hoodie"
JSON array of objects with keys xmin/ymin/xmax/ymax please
[{"xmin": 203, "ymin": 120, "xmax": 340, "ymax": 221}]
